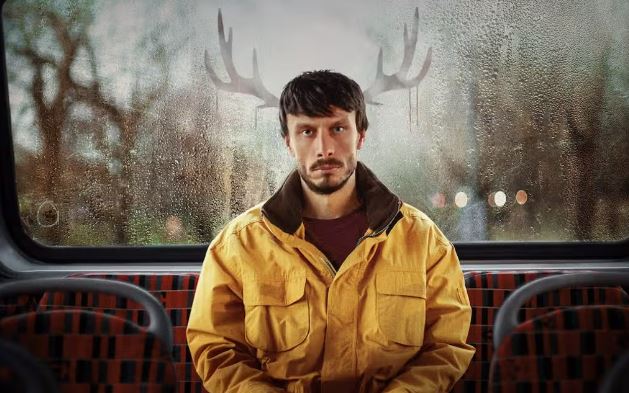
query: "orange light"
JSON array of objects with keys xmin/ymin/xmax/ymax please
[
  {"xmin": 516, "ymin": 190, "xmax": 528, "ymax": 205},
  {"xmin": 431, "ymin": 192, "xmax": 446, "ymax": 208},
  {"xmin": 487, "ymin": 192, "xmax": 496, "ymax": 207}
]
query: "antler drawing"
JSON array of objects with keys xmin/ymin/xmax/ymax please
[
  {"xmin": 204, "ymin": 7, "xmax": 431, "ymax": 107},
  {"xmin": 204, "ymin": 9, "xmax": 279, "ymax": 108},
  {"xmin": 363, "ymin": 8, "xmax": 432, "ymax": 104}
]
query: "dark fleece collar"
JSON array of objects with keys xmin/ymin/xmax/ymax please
[{"xmin": 261, "ymin": 161, "xmax": 400, "ymax": 235}]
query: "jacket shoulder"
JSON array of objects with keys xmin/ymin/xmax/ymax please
[
  {"xmin": 400, "ymin": 203, "xmax": 433, "ymax": 222},
  {"xmin": 399, "ymin": 203, "xmax": 450, "ymax": 248},
  {"xmin": 209, "ymin": 203, "xmax": 265, "ymax": 249}
]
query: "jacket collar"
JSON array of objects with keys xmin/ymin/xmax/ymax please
[{"xmin": 261, "ymin": 161, "xmax": 400, "ymax": 235}]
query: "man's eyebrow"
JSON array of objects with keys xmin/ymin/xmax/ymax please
[
  {"xmin": 292, "ymin": 121, "xmax": 316, "ymax": 129},
  {"xmin": 292, "ymin": 117, "xmax": 349, "ymax": 129}
]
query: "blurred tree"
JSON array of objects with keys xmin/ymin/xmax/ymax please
[
  {"xmin": 5, "ymin": 0, "xmax": 175, "ymax": 244},
  {"xmin": 4, "ymin": 0, "xmax": 103, "ymax": 244}
]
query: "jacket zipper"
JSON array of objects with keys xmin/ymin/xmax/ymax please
[
  {"xmin": 303, "ymin": 240, "xmax": 337, "ymax": 276},
  {"xmin": 306, "ymin": 202, "xmax": 401, "ymax": 278},
  {"xmin": 320, "ymin": 255, "xmax": 337, "ymax": 276},
  {"xmin": 354, "ymin": 201, "xmax": 402, "ymax": 248}
]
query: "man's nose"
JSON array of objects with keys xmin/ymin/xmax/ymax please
[{"xmin": 315, "ymin": 131, "xmax": 334, "ymax": 157}]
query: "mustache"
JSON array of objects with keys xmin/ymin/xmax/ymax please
[{"xmin": 310, "ymin": 158, "xmax": 343, "ymax": 171}]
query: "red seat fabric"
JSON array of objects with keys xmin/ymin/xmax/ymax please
[
  {"xmin": 489, "ymin": 306, "xmax": 629, "ymax": 392},
  {"xmin": 0, "ymin": 294, "xmax": 41, "ymax": 319},
  {"xmin": 0, "ymin": 309, "xmax": 176, "ymax": 393},
  {"xmin": 40, "ymin": 273, "xmax": 205, "ymax": 393},
  {"xmin": 465, "ymin": 271, "xmax": 566, "ymax": 290},
  {"xmin": 0, "ymin": 337, "xmax": 59, "ymax": 393},
  {"xmin": 39, "ymin": 271, "xmax": 629, "ymax": 393},
  {"xmin": 453, "ymin": 271, "xmax": 629, "ymax": 393}
]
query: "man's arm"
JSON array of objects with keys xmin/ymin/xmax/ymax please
[
  {"xmin": 187, "ymin": 244, "xmax": 285, "ymax": 393},
  {"xmin": 382, "ymin": 240, "xmax": 475, "ymax": 393}
]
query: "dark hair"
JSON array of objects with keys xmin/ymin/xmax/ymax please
[{"xmin": 278, "ymin": 70, "xmax": 368, "ymax": 137}]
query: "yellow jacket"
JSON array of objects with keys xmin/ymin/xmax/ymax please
[{"xmin": 187, "ymin": 163, "xmax": 474, "ymax": 393}]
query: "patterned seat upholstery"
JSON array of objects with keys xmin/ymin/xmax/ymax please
[
  {"xmin": 0, "ymin": 294, "xmax": 41, "ymax": 319},
  {"xmin": 465, "ymin": 271, "xmax": 566, "ymax": 290},
  {"xmin": 453, "ymin": 271, "xmax": 629, "ymax": 393},
  {"xmin": 0, "ymin": 310, "xmax": 176, "ymax": 393},
  {"xmin": 489, "ymin": 306, "xmax": 629, "ymax": 392},
  {"xmin": 0, "ymin": 278, "xmax": 176, "ymax": 393},
  {"xmin": 599, "ymin": 351, "xmax": 629, "ymax": 393},
  {"xmin": 39, "ymin": 273, "xmax": 204, "ymax": 393},
  {"xmin": 0, "ymin": 338, "xmax": 59, "ymax": 393}
]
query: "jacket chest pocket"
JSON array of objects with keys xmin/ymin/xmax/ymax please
[
  {"xmin": 376, "ymin": 271, "xmax": 426, "ymax": 346},
  {"xmin": 243, "ymin": 273, "xmax": 309, "ymax": 352}
]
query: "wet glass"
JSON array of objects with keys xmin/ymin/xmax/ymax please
[{"xmin": 3, "ymin": 0, "xmax": 628, "ymax": 245}]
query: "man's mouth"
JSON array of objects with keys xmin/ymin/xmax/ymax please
[
  {"xmin": 316, "ymin": 164, "xmax": 340, "ymax": 171},
  {"xmin": 312, "ymin": 160, "xmax": 343, "ymax": 172}
]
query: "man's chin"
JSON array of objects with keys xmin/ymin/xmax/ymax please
[{"xmin": 303, "ymin": 175, "xmax": 350, "ymax": 195}]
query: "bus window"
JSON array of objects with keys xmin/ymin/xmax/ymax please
[{"xmin": 2, "ymin": 0, "xmax": 628, "ymax": 249}]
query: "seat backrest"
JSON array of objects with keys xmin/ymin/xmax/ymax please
[
  {"xmin": 0, "ymin": 278, "xmax": 177, "ymax": 393},
  {"xmin": 599, "ymin": 351, "xmax": 629, "ymax": 393},
  {"xmin": 493, "ymin": 272, "xmax": 629, "ymax": 348},
  {"xmin": 39, "ymin": 273, "xmax": 204, "ymax": 393},
  {"xmin": 489, "ymin": 305, "xmax": 629, "ymax": 392},
  {"xmin": 452, "ymin": 271, "xmax": 629, "ymax": 393},
  {"xmin": 0, "ymin": 293, "xmax": 41, "ymax": 319},
  {"xmin": 466, "ymin": 271, "xmax": 565, "ymax": 290},
  {"xmin": 0, "ymin": 338, "xmax": 59, "ymax": 393},
  {"xmin": 488, "ymin": 272, "xmax": 629, "ymax": 393},
  {"xmin": 467, "ymin": 286, "xmax": 629, "ymax": 308}
]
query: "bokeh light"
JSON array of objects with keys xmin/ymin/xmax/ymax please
[
  {"xmin": 455, "ymin": 192, "xmax": 468, "ymax": 208},
  {"xmin": 516, "ymin": 190, "xmax": 528, "ymax": 205},
  {"xmin": 431, "ymin": 192, "xmax": 446, "ymax": 208},
  {"xmin": 494, "ymin": 191, "xmax": 506, "ymax": 207}
]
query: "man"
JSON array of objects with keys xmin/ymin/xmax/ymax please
[{"xmin": 187, "ymin": 70, "xmax": 474, "ymax": 393}]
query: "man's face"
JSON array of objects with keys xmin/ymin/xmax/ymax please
[{"xmin": 285, "ymin": 107, "xmax": 365, "ymax": 195}]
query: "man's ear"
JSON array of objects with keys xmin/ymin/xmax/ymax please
[
  {"xmin": 357, "ymin": 131, "xmax": 366, "ymax": 150},
  {"xmin": 284, "ymin": 135, "xmax": 294, "ymax": 156}
]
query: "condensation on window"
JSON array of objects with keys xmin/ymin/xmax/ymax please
[{"xmin": 3, "ymin": 0, "xmax": 628, "ymax": 245}]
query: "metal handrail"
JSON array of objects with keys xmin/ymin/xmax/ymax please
[
  {"xmin": 0, "ymin": 277, "xmax": 173, "ymax": 350},
  {"xmin": 493, "ymin": 272, "xmax": 629, "ymax": 348}
]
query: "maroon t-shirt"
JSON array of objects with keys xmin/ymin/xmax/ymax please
[{"xmin": 303, "ymin": 207, "xmax": 369, "ymax": 270}]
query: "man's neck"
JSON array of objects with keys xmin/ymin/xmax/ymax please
[{"xmin": 301, "ymin": 173, "xmax": 362, "ymax": 220}]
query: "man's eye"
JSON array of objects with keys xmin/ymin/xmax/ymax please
[
  {"xmin": 333, "ymin": 126, "xmax": 345, "ymax": 133},
  {"xmin": 302, "ymin": 129, "xmax": 313, "ymax": 136}
]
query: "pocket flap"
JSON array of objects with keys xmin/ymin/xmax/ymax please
[
  {"xmin": 243, "ymin": 273, "xmax": 306, "ymax": 306},
  {"xmin": 376, "ymin": 271, "xmax": 426, "ymax": 298}
]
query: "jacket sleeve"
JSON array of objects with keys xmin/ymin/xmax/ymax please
[
  {"xmin": 187, "ymin": 243, "xmax": 285, "ymax": 393},
  {"xmin": 381, "ymin": 239, "xmax": 475, "ymax": 393}
]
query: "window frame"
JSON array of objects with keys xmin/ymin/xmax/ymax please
[{"xmin": 0, "ymin": 3, "xmax": 626, "ymax": 264}]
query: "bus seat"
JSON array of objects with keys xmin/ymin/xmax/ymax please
[
  {"xmin": 490, "ymin": 272, "xmax": 629, "ymax": 392},
  {"xmin": 467, "ymin": 286, "xmax": 629, "ymax": 308},
  {"xmin": 66, "ymin": 273, "xmax": 199, "ymax": 291},
  {"xmin": 466, "ymin": 271, "xmax": 567, "ymax": 290},
  {"xmin": 453, "ymin": 271, "xmax": 629, "ymax": 393},
  {"xmin": 39, "ymin": 273, "xmax": 205, "ymax": 393},
  {"xmin": 490, "ymin": 305, "xmax": 629, "ymax": 392},
  {"xmin": 599, "ymin": 351, "xmax": 629, "ymax": 393},
  {"xmin": 0, "ymin": 338, "xmax": 59, "ymax": 393},
  {"xmin": 0, "ymin": 294, "xmax": 41, "ymax": 319},
  {"xmin": 0, "ymin": 278, "xmax": 176, "ymax": 393}
]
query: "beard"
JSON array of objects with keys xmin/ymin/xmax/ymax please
[{"xmin": 298, "ymin": 157, "xmax": 356, "ymax": 195}]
